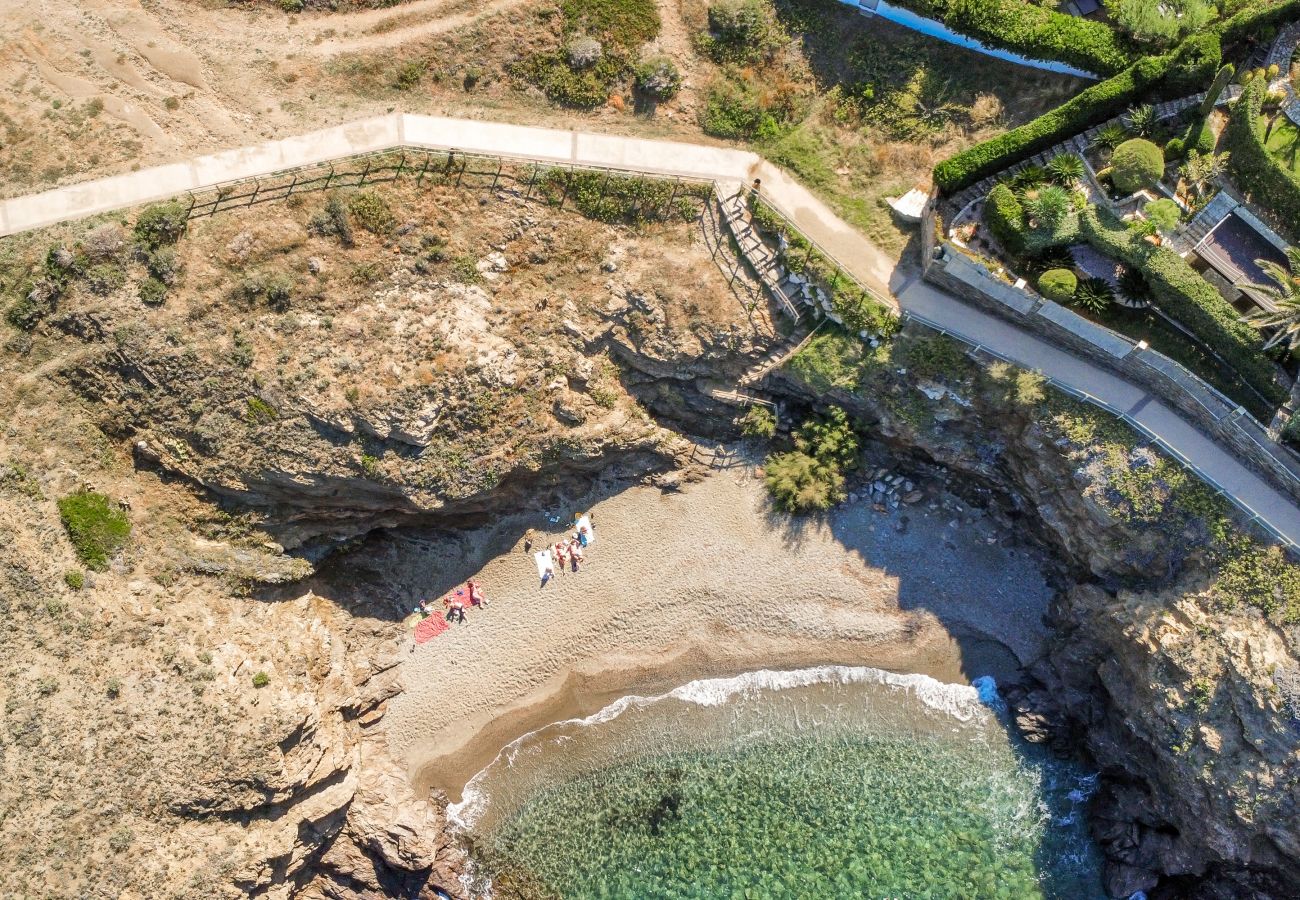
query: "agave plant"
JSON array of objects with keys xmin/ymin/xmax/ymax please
[
  {"xmin": 1118, "ymin": 266, "xmax": 1152, "ymax": 303},
  {"xmin": 1126, "ymin": 103, "xmax": 1157, "ymax": 137},
  {"xmin": 1092, "ymin": 123, "xmax": 1130, "ymax": 151},
  {"xmin": 1046, "ymin": 153, "xmax": 1086, "ymax": 185},
  {"xmin": 1180, "ymin": 150, "xmax": 1230, "ymax": 199},
  {"xmin": 1245, "ymin": 247, "xmax": 1300, "ymax": 350},
  {"xmin": 1071, "ymin": 277, "xmax": 1114, "ymax": 314}
]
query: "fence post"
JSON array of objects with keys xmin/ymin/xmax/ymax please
[
  {"xmin": 525, "ymin": 166, "xmax": 538, "ymax": 200},
  {"xmin": 248, "ymin": 177, "xmax": 261, "ymax": 207},
  {"xmin": 490, "ymin": 159, "xmax": 502, "ymax": 191},
  {"xmin": 667, "ymin": 176, "xmax": 680, "ymax": 219},
  {"xmin": 359, "ymin": 159, "xmax": 372, "ymax": 187},
  {"xmin": 416, "ymin": 152, "xmax": 432, "ymax": 186},
  {"xmin": 185, "ymin": 193, "xmax": 197, "ymax": 220},
  {"xmin": 397, "ymin": 151, "xmax": 406, "ymax": 180},
  {"xmin": 324, "ymin": 165, "xmax": 335, "ymax": 190},
  {"xmin": 285, "ymin": 172, "xmax": 298, "ymax": 199}
]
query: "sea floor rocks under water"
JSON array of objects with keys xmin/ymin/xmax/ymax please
[{"xmin": 451, "ymin": 666, "xmax": 1105, "ymax": 899}]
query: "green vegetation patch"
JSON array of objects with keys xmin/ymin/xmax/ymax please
[
  {"xmin": 765, "ymin": 406, "xmax": 860, "ymax": 513},
  {"xmin": 509, "ymin": 0, "xmax": 660, "ymax": 108},
  {"xmin": 1047, "ymin": 396, "xmax": 1300, "ymax": 621},
  {"xmin": 540, "ymin": 170, "xmax": 709, "ymax": 223},
  {"xmin": 888, "ymin": 0, "xmax": 1133, "ymax": 75},
  {"xmin": 57, "ymin": 491, "xmax": 131, "ymax": 572}
]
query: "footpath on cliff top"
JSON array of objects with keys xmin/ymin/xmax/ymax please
[{"xmin": 4, "ymin": 112, "xmax": 1300, "ymax": 546}]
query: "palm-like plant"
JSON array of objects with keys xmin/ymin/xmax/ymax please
[
  {"xmin": 1047, "ymin": 153, "xmax": 1086, "ymax": 185},
  {"xmin": 1245, "ymin": 248, "xmax": 1300, "ymax": 350},
  {"xmin": 1025, "ymin": 185, "xmax": 1072, "ymax": 228},
  {"xmin": 1118, "ymin": 266, "xmax": 1152, "ymax": 303},
  {"xmin": 1180, "ymin": 150, "xmax": 1230, "ymax": 198},
  {"xmin": 1126, "ymin": 104, "xmax": 1157, "ymax": 137},
  {"xmin": 1092, "ymin": 123, "xmax": 1130, "ymax": 151},
  {"xmin": 1072, "ymin": 277, "xmax": 1115, "ymax": 314}
]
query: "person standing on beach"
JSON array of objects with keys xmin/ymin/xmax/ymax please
[{"xmin": 524, "ymin": 528, "xmax": 534, "ymax": 554}]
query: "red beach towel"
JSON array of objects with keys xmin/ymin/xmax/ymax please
[{"xmin": 414, "ymin": 615, "xmax": 450, "ymax": 643}]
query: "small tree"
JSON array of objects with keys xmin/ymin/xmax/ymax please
[
  {"xmin": 1180, "ymin": 150, "xmax": 1229, "ymax": 198},
  {"xmin": 1143, "ymin": 198, "xmax": 1182, "ymax": 242},
  {"xmin": 1038, "ymin": 269, "xmax": 1078, "ymax": 302},
  {"xmin": 1245, "ymin": 248, "xmax": 1300, "ymax": 350},
  {"xmin": 739, "ymin": 404, "xmax": 777, "ymax": 439},
  {"xmin": 1111, "ymin": 138, "xmax": 1164, "ymax": 194}
]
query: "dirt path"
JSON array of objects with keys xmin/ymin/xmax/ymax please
[{"xmin": 301, "ymin": 0, "xmax": 531, "ymax": 56}]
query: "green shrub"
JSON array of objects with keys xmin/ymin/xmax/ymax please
[
  {"xmin": 701, "ymin": 76, "xmax": 781, "ymax": 140},
  {"xmin": 984, "ymin": 184, "xmax": 1026, "ymax": 255},
  {"xmin": 57, "ymin": 491, "xmax": 131, "ymax": 572},
  {"xmin": 138, "ymin": 276, "xmax": 168, "ymax": 306},
  {"xmin": 562, "ymin": 0, "xmax": 660, "ymax": 46},
  {"xmin": 246, "ymin": 396, "xmax": 279, "ymax": 425},
  {"xmin": 886, "ymin": 0, "xmax": 1132, "ymax": 75},
  {"xmin": 308, "ymin": 194, "xmax": 355, "ymax": 247},
  {"xmin": 1201, "ymin": 63, "xmax": 1235, "ymax": 116},
  {"xmin": 739, "ymin": 404, "xmax": 777, "ymax": 439},
  {"xmin": 1046, "ymin": 153, "xmax": 1085, "ymax": 184},
  {"xmin": 764, "ymin": 450, "xmax": 843, "ymax": 512},
  {"xmin": 146, "ymin": 246, "xmax": 183, "ymax": 285},
  {"xmin": 1078, "ymin": 205, "xmax": 1285, "ymax": 405},
  {"xmin": 1111, "ymin": 138, "xmax": 1164, "ymax": 194},
  {"xmin": 1038, "ymin": 268, "xmax": 1077, "ymax": 301},
  {"xmin": 5, "ymin": 280, "xmax": 61, "ymax": 330},
  {"xmin": 1109, "ymin": 0, "xmax": 1211, "ymax": 48},
  {"xmin": 764, "ymin": 406, "xmax": 860, "ymax": 513},
  {"xmin": 702, "ymin": 0, "xmax": 776, "ymax": 62},
  {"xmin": 1224, "ymin": 78, "xmax": 1300, "ymax": 243},
  {"xmin": 263, "ymin": 274, "xmax": 295, "ymax": 311},
  {"xmin": 133, "ymin": 201, "xmax": 188, "ymax": 249},
  {"xmin": 106, "ymin": 677, "xmax": 122, "ymax": 698},
  {"xmin": 252, "ymin": 671, "xmax": 271, "ymax": 688},
  {"xmin": 1217, "ymin": 0, "xmax": 1300, "ymax": 55},
  {"xmin": 347, "ymin": 191, "xmax": 395, "ymax": 235},
  {"xmin": 634, "ymin": 55, "xmax": 681, "ymax": 99},
  {"xmin": 1164, "ymin": 136, "xmax": 1185, "ymax": 159},
  {"xmin": 934, "ymin": 54, "xmax": 1173, "ymax": 194},
  {"xmin": 64, "ymin": 569, "xmax": 85, "ymax": 590},
  {"xmin": 1161, "ymin": 31, "xmax": 1221, "ymax": 95},
  {"xmin": 394, "ymin": 60, "xmax": 427, "ymax": 91},
  {"xmin": 85, "ymin": 263, "xmax": 126, "ymax": 295}
]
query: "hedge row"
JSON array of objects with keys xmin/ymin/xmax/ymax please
[
  {"xmin": 934, "ymin": 54, "xmax": 1173, "ymax": 194},
  {"xmin": 1217, "ymin": 0, "xmax": 1300, "ymax": 56},
  {"xmin": 888, "ymin": 0, "xmax": 1132, "ymax": 76},
  {"xmin": 1078, "ymin": 206, "xmax": 1286, "ymax": 406},
  {"xmin": 1223, "ymin": 78, "xmax": 1300, "ymax": 244},
  {"xmin": 933, "ymin": 31, "xmax": 1222, "ymax": 195},
  {"xmin": 984, "ymin": 184, "xmax": 1025, "ymax": 255}
]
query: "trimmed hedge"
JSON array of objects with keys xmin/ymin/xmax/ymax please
[
  {"xmin": 1078, "ymin": 206, "xmax": 1286, "ymax": 406},
  {"xmin": 1224, "ymin": 78, "xmax": 1300, "ymax": 244},
  {"xmin": 1111, "ymin": 138, "xmax": 1164, "ymax": 194},
  {"xmin": 888, "ymin": 0, "xmax": 1132, "ymax": 76},
  {"xmin": 1217, "ymin": 0, "xmax": 1300, "ymax": 56},
  {"xmin": 984, "ymin": 183, "xmax": 1026, "ymax": 254},
  {"xmin": 1038, "ymin": 268, "xmax": 1077, "ymax": 301},
  {"xmin": 935, "ymin": 54, "xmax": 1173, "ymax": 194}
]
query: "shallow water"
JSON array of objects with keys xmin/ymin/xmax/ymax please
[{"xmin": 452, "ymin": 667, "xmax": 1105, "ymax": 899}]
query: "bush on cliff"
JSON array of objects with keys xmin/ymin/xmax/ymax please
[
  {"xmin": 765, "ymin": 406, "xmax": 859, "ymax": 513},
  {"xmin": 57, "ymin": 491, "xmax": 131, "ymax": 572}
]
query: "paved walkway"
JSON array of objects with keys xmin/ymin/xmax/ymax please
[{"xmin": 3, "ymin": 112, "xmax": 1300, "ymax": 546}]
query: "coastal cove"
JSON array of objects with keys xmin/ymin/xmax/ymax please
[{"xmin": 385, "ymin": 458, "xmax": 1057, "ymax": 804}]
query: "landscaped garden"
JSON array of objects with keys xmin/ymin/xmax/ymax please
[{"xmin": 938, "ymin": 24, "xmax": 1300, "ymax": 422}]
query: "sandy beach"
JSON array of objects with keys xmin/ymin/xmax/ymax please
[{"xmin": 378, "ymin": 453, "xmax": 1054, "ymax": 801}]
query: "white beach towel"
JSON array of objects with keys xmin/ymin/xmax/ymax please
[
  {"xmin": 575, "ymin": 515, "xmax": 596, "ymax": 546},
  {"xmin": 534, "ymin": 549, "xmax": 554, "ymax": 578}
]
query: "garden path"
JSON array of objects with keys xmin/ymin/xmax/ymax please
[{"xmin": 4, "ymin": 112, "xmax": 1300, "ymax": 545}]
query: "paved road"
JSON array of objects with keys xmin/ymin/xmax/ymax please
[{"xmin": 3, "ymin": 112, "xmax": 1299, "ymax": 545}]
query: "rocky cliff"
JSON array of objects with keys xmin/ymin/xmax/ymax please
[{"xmin": 770, "ymin": 326, "xmax": 1300, "ymax": 899}]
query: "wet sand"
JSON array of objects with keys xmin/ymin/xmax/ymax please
[{"xmin": 383, "ymin": 459, "xmax": 1053, "ymax": 801}]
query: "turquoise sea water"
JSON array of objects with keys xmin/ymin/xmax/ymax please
[{"xmin": 452, "ymin": 667, "xmax": 1106, "ymax": 899}]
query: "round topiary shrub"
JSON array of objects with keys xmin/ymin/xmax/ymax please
[
  {"xmin": 1111, "ymin": 138, "xmax": 1165, "ymax": 195},
  {"xmin": 1038, "ymin": 268, "xmax": 1078, "ymax": 302}
]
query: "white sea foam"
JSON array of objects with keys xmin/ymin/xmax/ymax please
[{"xmin": 448, "ymin": 665, "xmax": 996, "ymax": 831}]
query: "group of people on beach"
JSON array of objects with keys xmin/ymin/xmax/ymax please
[
  {"xmin": 528, "ymin": 514, "xmax": 595, "ymax": 585},
  {"xmin": 417, "ymin": 579, "xmax": 488, "ymax": 624}
]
